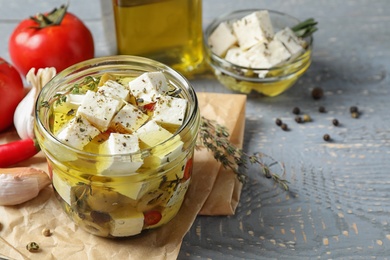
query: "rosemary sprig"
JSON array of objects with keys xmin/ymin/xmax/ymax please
[
  {"xmin": 197, "ymin": 116, "xmax": 289, "ymax": 191},
  {"xmin": 291, "ymin": 18, "xmax": 318, "ymax": 38}
]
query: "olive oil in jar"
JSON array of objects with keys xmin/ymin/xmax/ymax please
[{"xmin": 112, "ymin": 0, "xmax": 204, "ymax": 77}]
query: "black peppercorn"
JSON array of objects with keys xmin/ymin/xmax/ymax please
[
  {"xmin": 323, "ymin": 134, "xmax": 331, "ymax": 141},
  {"xmin": 350, "ymin": 106, "xmax": 360, "ymax": 118},
  {"xmin": 318, "ymin": 106, "xmax": 326, "ymax": 113},
  {"xmin": 332, "ymin": 119, "xmax": 339, "ymax": 126},
  {"xmin": 281, "ymin": 123, "xmax": 288, "ymax": 131},
  {"xmin": 350, "ymin": 106, "xmax": 358, "ymax": 113},
  {"xmin": 275, "ymin": 118, "xmax": 282, "ymax": 126},
  {"xmin": 311, "ymin": 87, "xmax": 324, "ymax": 100},
  {"xmin": 292, "ymin": 107, "xmax": 300, "ymax": 115},
  {"xmin": 295, "ymin": 116, "xmax": 303, "ymax": 123}
]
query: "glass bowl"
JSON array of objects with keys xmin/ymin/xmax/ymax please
[
  {"xmin": 204, "ymin": 9, "xmax": 313, "ymax": 96},
  {"xmin": 34, "ymin": 55, "xmax": 200, "ymax": 237}
]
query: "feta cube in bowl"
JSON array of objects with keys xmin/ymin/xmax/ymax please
[{"xmin": 205, "ymin": 9, "xmax": 314, "ymax": 96}]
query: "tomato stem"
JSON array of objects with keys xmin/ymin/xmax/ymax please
[{"xmin": 30, "ymin": 4, "xmax": 68, "ymax": 28}]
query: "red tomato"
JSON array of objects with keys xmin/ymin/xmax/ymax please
[
  {"xmin": 8, "ymin": 5, "xmax": 94, "ymax": 76},
  {"xmin": 144, "ymin": 210, "xmax": 162, "ymax": 226},
  {"xmin": 0, "ymin": 58, "xmax": 24, "ymax": 132}
]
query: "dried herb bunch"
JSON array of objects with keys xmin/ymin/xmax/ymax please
[{"xmin": 197, "ymin": 116, "xmax": 289, "ymax": 190}]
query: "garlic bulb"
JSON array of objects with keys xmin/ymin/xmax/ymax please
[
  {"xmin": 13, "ymin": 67, "xmax": 56, "ymax": 140},
  {"xmin": 0, "ymin": 167, "xmax": 51, "ymax": 206}
]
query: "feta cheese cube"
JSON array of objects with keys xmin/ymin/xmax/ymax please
[
  {"xmin": 97, "ymin": 80, "xmax": 130, "ymax": 104},
  {"xmin": 77, "ymin": 90, "xmax": 122, "ymax": 131},
  {"xmin": 269, "ymin": 39, "xmax": 292, "ymax": 66},
  {"xmin": 164, "ymin": 157, "xmax": 186, "ymax": 181},
  {"xmin": 102, "ymin": 133, "xmax": 141, "ymax": 154},
  {"xmin": 128, "ymin": 72, "xmax": 169, "ymax": 105},
  {"xmin": 98, "ymin": 133, "xmax": 143, "ymax": 175},
  {"xmin": 166, "ymin": 180, "xmax": 189, "ymax": 207},
  {"xmin": 110, "ymin": 103, "xmax": 149, "ymax": 134},
  {"xmin": 143, "ymin": 135, "xmax": 184, "ymax": 168},
  {"xmin": 113, "ymin": 178, "xmax": 160, "ymax": 201},
  {"xmin": 245, "ymin": 39, "xmax": 291, "ymax": 77},
  {"xmin": 135, "ymin": 120, "xmax": 173, "ymax": 148},
  {"xmin": 245, "ymin": 42, "xmax": 273, "ymax": 68},
  {"xmin": 232, "ymin": 10, "xmax": 274, "ymax": 50},
  {"xmin": 109, "ymin": 207, "xmax": 144, "ymax": 237},
  {"xmin": 135, "ymin": 120, "xmax": 184, "ymax": 167},
  {"xmin": 153, "ymin": 95, "xmax": 187, "ymax": 131},
  {"xmin": 57, "ymin": 115, "xmax": 100, "ymax": 150},
  {"xmin": 274, "ymin": 27, "xmax": 305, "ymax": 59},
  {"xmin": 52, "ymin": 173, "xmax": 72, "ymax": 205},
  {"xmin": 208, "ymin": 21, "xmax": 238, "ymax": 56},
  {"xmin": 225, "ymin": 47, "xmax": 250, "ymax": 67}
]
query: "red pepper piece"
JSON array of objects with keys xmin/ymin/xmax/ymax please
[
  {"xmin": 144, "ymin": 210, "xmax": 162, "ymax": 226},
  {"xmin": 0, "ymin": 138, "xmax": 40, "ymax": 167}
]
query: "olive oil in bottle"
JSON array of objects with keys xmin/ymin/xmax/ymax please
[{"xmin": 112, "ymin": 0, "xmax": 204, "ymax": 77}]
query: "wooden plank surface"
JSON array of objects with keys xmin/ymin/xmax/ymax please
[{"xmin": 1, "ymin": 0, "xmax": 390, "ymax": 259}]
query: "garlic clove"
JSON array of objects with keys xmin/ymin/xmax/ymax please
[
  {"xmin": 13, "ymin": 88, "xmax": 36, "ymax": 140},
  {"xmin": 13, "ymin": 67, "xmax": 56, "ymax": 140},
  {"xmin": 0, "ymin": 167, "xmax": 51, "ymax": 206}
]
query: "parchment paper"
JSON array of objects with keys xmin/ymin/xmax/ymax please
[{"xmin": 0, "ymin": 92, "xmax": 247, "ymax": 260}]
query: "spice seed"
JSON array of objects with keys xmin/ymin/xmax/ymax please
[
  {"xmin": 351, "ymin": 111, "xmax": 359, "ymax": 118},
  {"xmin": 292, "ymin": 107, "xmax": 300, "ymax": 115},
  {"xmin": 350, "ymin": 106, "xmax": 358, "ymax": 113},
  {"xmin": 311, "ymin": 87, "xmax": 324, "ymax": 100},
  {"xmin": 318, "ymin": 106, "xmax": 326, "ymax": 113},
  {"xmin": 332, "ymin": 119, "xmax": 339, "ymax": 126},
  {"xmin": 295, "ymin": 116, "xmax": 303, "ymax": 123},
  {"xmin": 42, "ymin": 228, "xmax": 51, "ymax": 237},
  {"xmin": 26, "ymin": 242, "xmax": 40, "ymax": 252},
  {"xmin": 303, "ymin": 114, "xmax": 311, "ymax": 122},
  {"xmin": 323, "ymin": 134, "xmax": 331, "ymax": 141},
  {"xmin": 275, "ymin": 118, "xmax": 282, "ymax": 126},
  {"xmin": 281, "ymin": 123, "xmax": 288, "ymax": 131}
]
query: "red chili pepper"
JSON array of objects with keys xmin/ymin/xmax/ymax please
[
  {"xmin": 144, "ymin": 210, "xmax": 162, "ymax": 226},
  {"xmin": 0, "ymin": 138, "xmax": 40, "ymax": 167}
]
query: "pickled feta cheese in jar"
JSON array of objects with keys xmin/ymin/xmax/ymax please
[{"xmin": 34, "ymin": 56, "xmax": 200, "ymax": 238}]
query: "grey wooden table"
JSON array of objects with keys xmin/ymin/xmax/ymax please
[{"xmin": 1, "ymin": 0, "xmax": 390, "ymax": 259}]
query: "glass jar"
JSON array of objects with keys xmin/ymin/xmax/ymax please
[
  {"xmin": 34, "ymin": 55, "xmax": 200, "ymax": 238},
  {"xmin": 112, "ymin": 0, "xmax": 204, "ymax": 77}
]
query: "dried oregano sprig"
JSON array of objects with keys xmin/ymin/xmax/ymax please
[{"xmin": 197, "ymin": 116, "xmax": 289, "ymax": 191}]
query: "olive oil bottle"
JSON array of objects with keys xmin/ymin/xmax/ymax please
[{"xmin": 112, "ymin": 0, "xmax": 204, "ymax": 77}]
